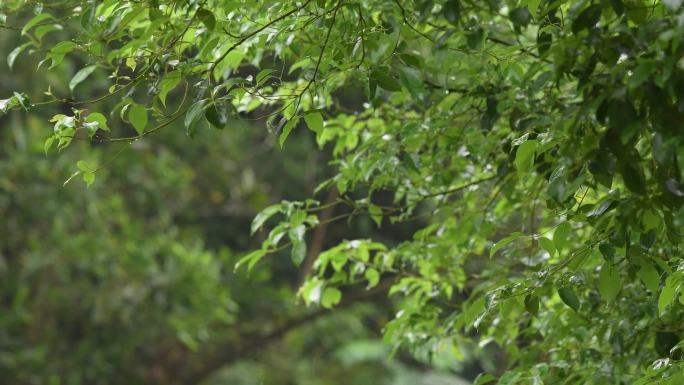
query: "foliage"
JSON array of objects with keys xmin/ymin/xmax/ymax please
[{"xmin": 2, "ymin": 0, "xmax": 684, "ymax": 383}]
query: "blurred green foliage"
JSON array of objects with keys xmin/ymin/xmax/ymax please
[{"xmin": 0, "ymin": 5, "xmax": 476, "ymax": 383}]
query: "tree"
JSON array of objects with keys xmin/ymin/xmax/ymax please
[{"xmin": 1, "ymin": 0, "xmax": 684, "ymax": 383}]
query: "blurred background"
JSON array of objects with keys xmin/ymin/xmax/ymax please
[{"xmin": 0, "ymin": 7, "xmax": 493, "ymax": 385}]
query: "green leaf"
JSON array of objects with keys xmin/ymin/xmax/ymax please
[
  {"xmin": 205, "ymin": 103, "xmax": 227, "ymax": 129},
  {"xmin": 279, "ymin": 116, "xmax": 300, "ymax": 148},
  {"xmin": 48, "ymin": 41, "xmax": 77, "ymax": 68},
  {"xmin": 509, "ymin": 7, "xmax": 531, "ymax": 29},
  {"xmin": 553, "ymin": 222, "xmax": 571, "ymax": 252},
  {"xmin": 255, "ymin": 68, "xmax": 275, "ymax": 86},
  {"xmin": 539, "ymin": 237, "xmax": 556, "ymax": 257},
  {"xmin": 399, "ymin": 67, "xmax": 424, "ymax": 98},
  {"xmin": 658, "ymin": 273, "xmax": 682, "ymax": 314},
  {"xmin": 524, "ymin": 294, "xmax": 539, "ymax": 317},
  {"xmin": 8, "ymin": 43, "xmax": 30, "ymax": 70},
  {"xmin": 628, "ymin": 61, "xmax": 654, "ymax": 89},
  {"xmin": 368, "ymin": 204, "xmax": 382, "ymax": 227},
  {"xmin": 83, "ymin": 172, "xmax": 95, "ymax": 188},
  {"xmin": 558, "ymin": 287, "xmax": 580, "ymax": 311},
  {"xmin": 515, "ymin": 140, "xmax": 537, "ymax": 173},
  {"xmin": 365, "ymin": 268, "xmax": 380, "ymax": 289},
  {"xmin": 658, "ymin": 283, "xmax": 676, "ymax": 314},
  {"xmin": 43, "ymin": 136, "xmax": 55, "ymax": 155},
  {"xmin": 291, "ymin": 240, "xmax": 307, "ymax": 266},
  {"xmin": 196, "ymin": 8, "xmax": 215, "ymax": 30},
  {"xmin": 443, "ymin": 0, "xmax": 460, "ymax": 24},
  {"xmin": 473, "ymin": 373, "xmax": 497, "ymax": 385},
  {"xmin": 620, "ymin": 161, "xmax": 647, "ymax": 195},
  {"xmin": 22, "ymin": 13, "xmax": 54, "ymax": 35},
  {"xmin": 598, "ymin": 263, "xmax": 621, "ymax": 302},
  {"xmin": 490, "ymin": 232, "xmax": 525, "ymax": 257},
  {"xmin": 466, "ymin": 28, "xmax": 485, "ymax": 50},
  {"xmin": 251, "ymin": 205, "xmax": 281, "ymax": 235},
  {"xmin": 464, "ymin": 296, "xmax": 486, "ymax": 328},
  {"xmin": 85, "ymin": 112, "xmax": 109, "ymax": 131},
  {"xmin": 321, "ymin": 287, "xmax": 342, "ymax": 308},
  {"xmin": 524, "ymin": 0, "xmax": 543, "ymax": 15},
  {"xmin": 497, "ymin": 372, "xmax": 521, "ymax": 385},
  {"xmin": 34, "ymin": 25, "xmax": 61, "ymax": 42},
  {"xmin": 235, "ymin": 249, "xmax": 267, "ymax": 271},
  {"xmin": 185, "ymin": 100, "xmax": 207, "ymax": 137},
  {"xmin": 572, "ymin": 5, "xmax": 601, "ymax": 34},
  {"xmin": 371, "ymin": 70, "xmax": 402, "ymax": 92},
  {"xmin": 69, "ymin": 65, "xmax": 97, "ymax": 92},
  {"xmin": 638, "ymin": 264, "xmax": 660, "ymax": 293},
  {"xmin": 158, "ymin": 71, "xmax": 182, "ymax": 107},
  {"xmin": 129, "ymin": 104, "xmax": 148, "ymax": 135},
  {"xmin": 76, "ymin": 160, "xmax": 95, "ymax": 173},
  {"xmin": 304, "ymin": 112, "xmax": 324, "ymax": 134}
]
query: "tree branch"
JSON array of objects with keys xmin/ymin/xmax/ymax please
[{"xmin": 176, "ymin": 278, "xmax": 394, "ymax": 385}]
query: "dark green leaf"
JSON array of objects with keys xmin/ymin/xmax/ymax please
[
  {"xmin": 558, "ymin": 287, "xmax": 580, "ymax": 311},
  {"xmin": 197, "ymin": 9, "xmax": 216, "ymax": 30},
  {"xmin": 572, "ymin": 5, "xmax": 601, "ymax": 34},
  {"xmin": 443, "ymin": 0, "xmax": 460, "ymax": 24},
  {"xmin": 524, "ymin": 294, "xmax": 539, "ymax": 317}
]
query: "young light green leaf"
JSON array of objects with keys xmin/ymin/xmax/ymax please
[
  {"xmin": 291, "ymin": 240, "xmax": 307, "ymax": 266},
  {"xmin": 251, "ymin": 205, "xmax": 281, "ymax": 234},
  {"xmin": 658, "ymin": 284, "xmax": 676, "ymax": 314},
  {"xmin": 8, "ymin": 43, "xmax": 30, "ymax": 70},
  {"xmin": 303, "ymin": 111, "xmax": 324, "ymax": 134},
  {"xmin": 69, "ymin": 65, "xmax": 97, "ymax": 92},
  {"xmin": 368, "ymin": 204, "xmax": 382, "ymax": 227},
  {"xmin": 22, "ymin": 13, "xmax": 54, "ymax": 35},
  {"xmin": 48, "ymin": 41, "xmax": 77, "ymax": 68},
  {"xmin": 473, "ymin": 373, "xmax": 497, "ymax": 385},
  {"xmin": 464, "ymin": 296, "xmax": 486, "ymax": 329},
  {"xmin": 490, "ymin": 232, "xmax": 525, "ymax": 257},
  {"xmin": 83, "ymin": 172, "xmax": 95, "ymax": 187},
  {"xmin": 129, "ymin": 104, "xmax": 148, "ymax": 135},
  {"xmin": 44, "ymin": 136, "xmax": 55, "ymax": 155},
  {"xmin": 76, "ymin": 160, "xmax": 95, "ymax": 173},
  {"xmin": 158, "ymin": 71, "xmax": 182, "ymax": 107},
  {"xmin": 365, "ymin": 268, "xmax": 380, "ymax": 289},
  {"xmin": 279, "ymin": 117, "xmax": 299, "ymax": 148},
  {"xmin": 496, "ymin": 372, "xmax": 521, "ymax": 385},
  {"xmin": 321, "ymin": 287, "xmax": 342, "ymax": 308},
  {"xmin": 235, "ymin": 249, "xmax": 267, "ymax": 271},
  {"xmin": 85, "ymin": 112, "xmax": 109, "ymax": 131}
]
